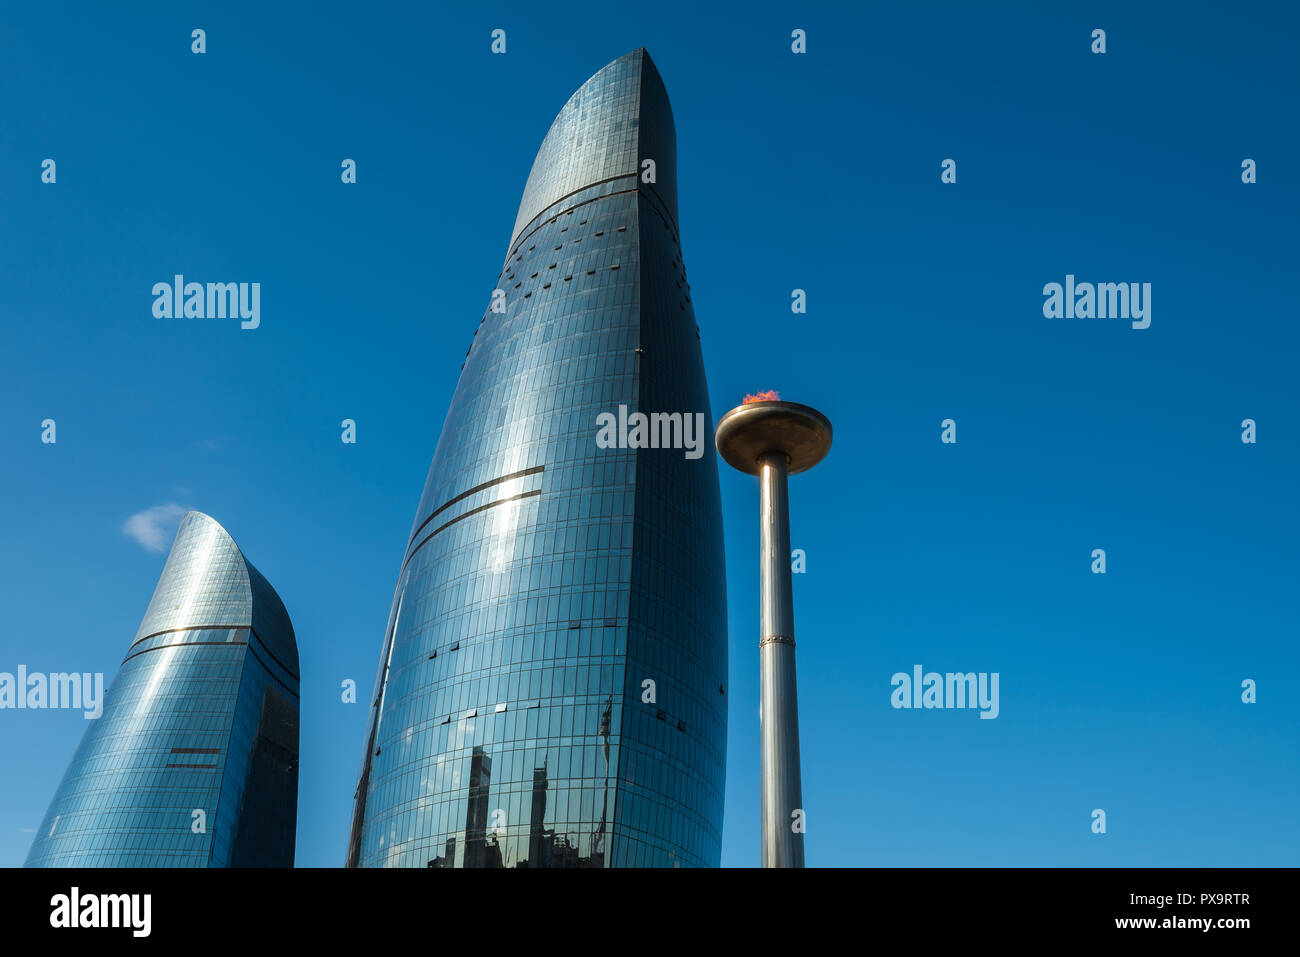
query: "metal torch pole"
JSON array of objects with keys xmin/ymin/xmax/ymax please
[{"xmin": 758, "ymin": 451, "xmax": 804, "ymax": 868}]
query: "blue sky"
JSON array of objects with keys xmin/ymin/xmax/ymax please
[{"xmin": 1, "ymin": 1, "xmax": 1297, "ymax": 867}]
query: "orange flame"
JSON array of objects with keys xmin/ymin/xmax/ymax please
[{"xmin": 742, "ymin": 390, "xmax": 780, "ymax": 405}]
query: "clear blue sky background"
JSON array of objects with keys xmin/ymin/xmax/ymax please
[{"xmin": 2, "ymin": 1, "xmax": 1296, "ymax": 867}]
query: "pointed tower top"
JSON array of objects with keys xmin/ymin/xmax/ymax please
[
  {"xmin": 509, "ymin": 48, "xmax": 678, "ymax": 249},
  {"xmin": 131, "ymin": 510, "xmax": 297, "ymax": 673}
]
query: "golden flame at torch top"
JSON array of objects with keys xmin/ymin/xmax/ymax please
[{"xmin": 742, "ymin": 389, "xmax": 780, "ymax": 405}]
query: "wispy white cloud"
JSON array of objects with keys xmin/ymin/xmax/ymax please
[
  {"xmin": 122, "ymin": 503, "xmax": 189, "ymax": 552},
  {"xmin": 19, "ymin": 827, "xmax": 35, "ymax": 834}
]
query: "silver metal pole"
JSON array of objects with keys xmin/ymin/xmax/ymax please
[{"xmin": 758, "ymin": 452, "xmax": 804, "ymax": 867}]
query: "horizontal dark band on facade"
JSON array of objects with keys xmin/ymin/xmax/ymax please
[
  {"xmin": 406, "ymin": 465, "xmax": 545, "ymax": 554},
  {"xmin": 248, "ymin": 626, "xmax": 300, "ymax": 684},
  {"xmin": 170, "ymin": 747, "xmax": 221, "ymax": 754},
  {"xmin": 634, "ymin": 182, "xmax": 679, "ymax": 239},
  {"xmin": 405, "ymin": 489, "xmax": 542, "ymax": 567},
  {"xmin": 165, "ymin": 762, "xmax": 217, "ymax": 769},
  {"xmin": 510, "ymin": 187, "xmax": 635, "ymax": 263},
  {"xmin": 510, "ymin": 174, "xmax": 639, "ymax": 251},
  {"xmin": 507, "ymin": 181, "xmax": 679, "ymax": 269},
  {"xmin": 123, "ymin": 626, "xmax": 299, "ymax": 684},
  {"xmin": 244, "ymin": 639, "xmax": 301, "ymax": 700},
  {"xmin": 127, "ymin": 623, "xmax": 251, "ymax": 652},
  {"xmin": 122, "ymin": 639, "xmax": 247, "ymax": 665}
]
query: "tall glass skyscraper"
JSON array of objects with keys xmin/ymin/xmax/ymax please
[
  {"xmin": 348, "ymin": 48, "xmax": 727, "ymax": 868},
  {"xmin": 26, "ymin": 511, "xmax": 299, "ymax": 867}
]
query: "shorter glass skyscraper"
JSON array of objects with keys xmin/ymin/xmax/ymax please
[{"xmin": 26, "ymin": 511, "xmax": 299, "ymax": 867}]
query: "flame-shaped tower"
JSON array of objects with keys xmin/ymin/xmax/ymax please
[{"xmin": 347, "ymin": 49, "xmax": 727, "ymax": 868}]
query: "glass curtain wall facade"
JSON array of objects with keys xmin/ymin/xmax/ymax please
[
  {"xmin": 26, "ymin": 511, "xmax": 299, "ymax": 867},
  {"xmin": 347, "ymin": 48, "xmax": 727, "ymax": 868}
]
